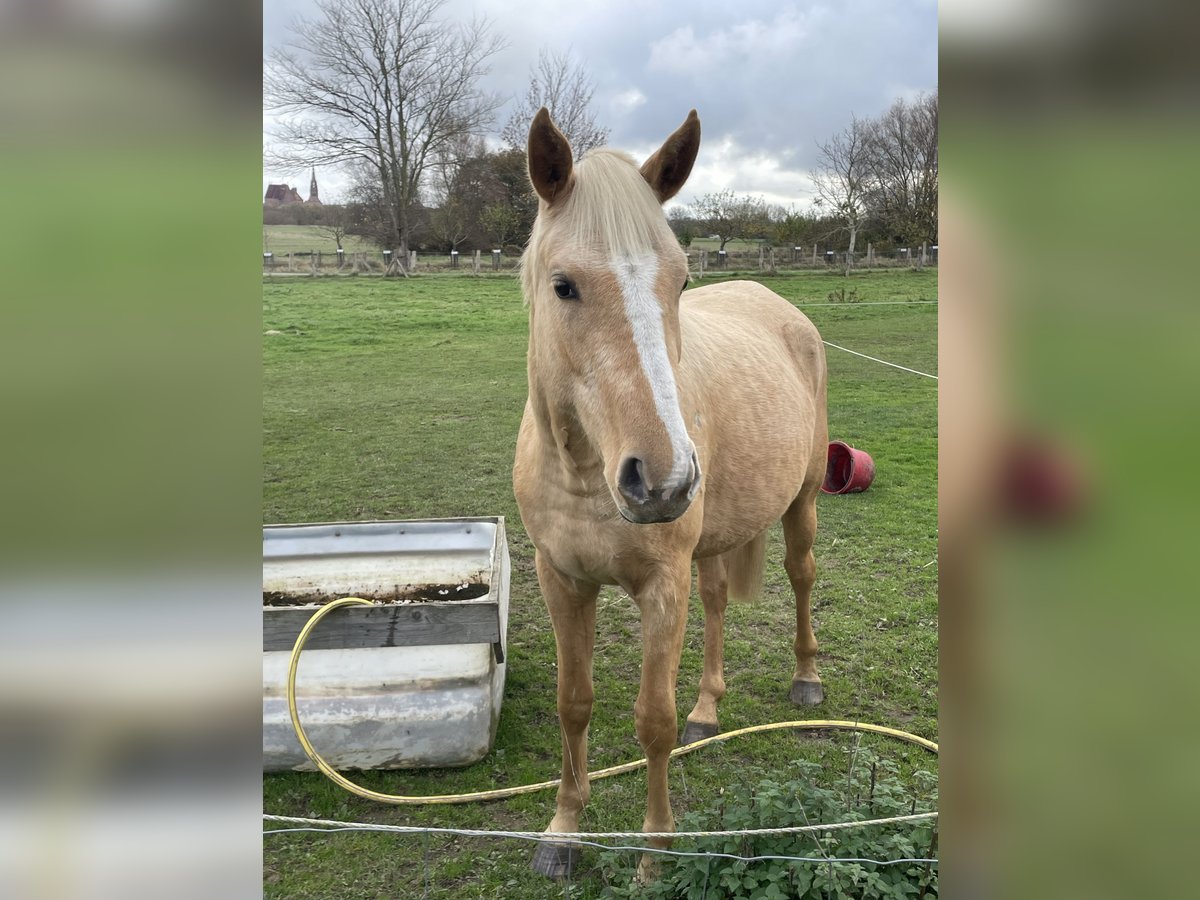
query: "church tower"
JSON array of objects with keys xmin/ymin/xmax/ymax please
[{"xmin": 306, "ymin": 167, "xmax": 322, "ymax": 205}]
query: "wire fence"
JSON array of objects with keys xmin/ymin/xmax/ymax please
[
  {"xmin": 263, "ymin": 810, "xmax": 938, "ymax": 843},
  {"xmin": 260, "ymin": 243, "xmax": 938, "ymax": 276},
  {"xmin": 261, "ymin": 247, "xmax": 522, "ymax": 275},
  {"xmin": 263, "ymin": 811, "xmax": 940, "ymax": 894}
]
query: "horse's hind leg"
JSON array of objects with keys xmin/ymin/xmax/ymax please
[
  {"xmin": 782, "ymin": 491, "xmax": 824, "ymax": 705},
  {"xmin": 682, "ymin": 556, "xmax": 728, "ymax": 745},
  {"xmin": 531, "ymin": 551, "xmax": 599, "ymax": 880}
]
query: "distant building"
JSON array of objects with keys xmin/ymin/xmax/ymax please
[
  {"xmin": 264, "ymin": 183, "xmax": 303, "ymax": 207},
  {"xmin": 264, "ymin": 169, "xmax": 323, "ymax": 207}
]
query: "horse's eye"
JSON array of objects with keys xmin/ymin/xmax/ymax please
[
  {"xmin": 681, "ymin": 280, "xmax": 689, "ymax": 294},
  {"xmin": 552, "ymin": 279, "xmax": 578, "ymax": 300}
]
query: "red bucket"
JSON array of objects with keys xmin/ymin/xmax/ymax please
[{"xmin": 822, "ymin": 441, "xmax": 875, "ymax": 494}]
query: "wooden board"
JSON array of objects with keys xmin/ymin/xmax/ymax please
[{"xmin": 263, "ymin": 601, "xmax": 502, "ymax": 655}]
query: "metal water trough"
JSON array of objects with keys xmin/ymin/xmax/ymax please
[{"xmin": 262, "ymin": 517, "xmax": 510, "ymax": 772}]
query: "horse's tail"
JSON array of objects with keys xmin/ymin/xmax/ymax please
[{"xmin": 724, "ymin": 530, "xmax": 768, "ymax": 604}]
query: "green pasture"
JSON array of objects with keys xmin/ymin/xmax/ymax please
[
  {"xmin": 263, "ymin": 267, "xmax": 938, "ymax": 898},
  {"xmin": 263, "ymin": 224, "xmax": 377, "ymax": 255}
]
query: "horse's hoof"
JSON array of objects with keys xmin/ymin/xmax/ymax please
[
  {"xmin": 790, "ymin": 679, "xmax": 824, "ymax": 706},
  {"xmin": 531, "ymin": 841, "xmax": 580, "ymax": 880},
  {"xmin": 680, "ymin": 720, "xmax": 719, "ymax": 746},
  {"xmin": 636, "ymin": 853, "xmax": 662, "ymax": 884}
]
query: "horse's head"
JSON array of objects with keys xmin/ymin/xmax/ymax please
[{"xmin": 523, "ymin": 108, "xmax": 703, "ymax": 525}]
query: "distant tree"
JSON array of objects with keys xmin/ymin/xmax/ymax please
[
  {"xmin": 480, "ymin": 147, "xmax": 539, "ymax": 250},
  {"xmin": 344, "ymin": 161, "xmax": 428, "ymax": 251},
  {"xmin": 428, "ymin": 197, "xmax": 471, "ymax": 253},
  {"xmin": 428, "ymin": 135, "xmax": 489, "ymax": 252},
  {"xmin": 501, "ymin": 48, "xmax": 610, "ymax": 158},
  {"xmin": 317, "ymin": 205, "xmax": 350, "ymax": 251},
  {"xmin": 864, "ymin": 92, "xmax": 938, "ymax": 247},
  {"xmin": 265, "ymin": 0, "xmax": 504, "ymax": 272},
  {"xmin": 667, "ymin": 206, "xmax": 698, "ymax": 247},
  {"xmin": 293, "ymin": 202, "xmax": 330, "ymax": 226},
  {"xmin": 688, "ymin": 190, "xmax": 770, "ymax": 251},
  {"xmin": 768, "ymin": 204, "xmax": 821, "ymax": 247},
  {"xmin": 479, "ymin": 202, "xmax": 522, "ymax": 252},
  {"xmin": 811, "ymin": 115, "xmax": 872, "ymax": 273}
]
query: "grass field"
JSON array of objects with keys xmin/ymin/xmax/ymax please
[
  {"xmin": 263, "ymin": 224, "xmax": 377, "ymax": 255},
  {"xmin": 263, "ymin": 267, "xmax": 938, "ymax": 898}
]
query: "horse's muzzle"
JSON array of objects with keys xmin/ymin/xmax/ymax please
[{"xmin": 615, "ymin": 450, "xmax": 702, "ymax": 524}]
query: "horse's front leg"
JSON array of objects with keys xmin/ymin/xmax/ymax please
[
  {"xmin": 531, "ymin": 551, "xmax": 599, "ymax": 880},
  {"xmin": 632, "ymin": 562, "xmax": 692, "ymax": 883}
]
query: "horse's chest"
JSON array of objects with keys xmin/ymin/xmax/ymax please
[{"xmin": 519, "ymin": 488, "xmax": 623, "ymax": 583}]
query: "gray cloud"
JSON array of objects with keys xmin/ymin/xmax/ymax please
[{"xmin": 264, "ymin": 0, "xmax": 935, "ymax": 208}]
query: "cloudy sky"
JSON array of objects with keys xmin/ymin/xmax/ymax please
[{"xmin": 263, "ymin": 0, "xmax": 936, "ymax": 209}]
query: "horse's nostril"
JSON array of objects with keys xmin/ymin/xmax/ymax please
[{"xmin": 617, "ymin": 456, "xmax": 648, "ymax": 503}]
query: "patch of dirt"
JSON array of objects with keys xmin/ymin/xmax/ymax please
[{"xmin": 263, "ymin": 582, "xmax": 490, "ymax": 607}]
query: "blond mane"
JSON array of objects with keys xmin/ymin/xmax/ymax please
[{"xmin": 522, "ymin": 149, "xmax": 678, "ymax": 297}]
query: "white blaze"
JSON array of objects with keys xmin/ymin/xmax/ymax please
[{"xmin": 611, "ymin": 253, "xmax": 693, "ymax": 490}]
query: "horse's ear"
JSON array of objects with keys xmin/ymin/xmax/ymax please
[
  {"xmin": 528, "ymin": 107, "xmax": 575, "ymax": 204},
  {"xmin": 640, "ymin": 109, "xmax": 701, "ymax": 203}
]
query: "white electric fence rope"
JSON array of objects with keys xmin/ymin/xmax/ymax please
[
  {"xmin": 821, "ymin": 340, "xmax": 938, "ymax": 380},
  {"xmin": 262, "ymin": 826, "xmax": 938, "ymax": 867},
  {"xmin": 262, "ymin": 810, "xmax": 937, "ymax": 842},
  {"xmin": 796, "ymin": 299, "xmax": 938, "ymax": 307}
]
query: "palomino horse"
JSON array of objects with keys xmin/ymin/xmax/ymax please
[{"xmin": 514, "ymin": 108, "xmax": 828, "ymax": 880}]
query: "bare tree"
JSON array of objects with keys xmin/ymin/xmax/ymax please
[
  {"xmin": 265, "ymin": 0, "xmax": 504, "ymax": 273},
  {"xmin": 864, "ymin": 92, "xmax": 938, "ymax": 248},
  {"xmin": 501, "ymin": 48, "xmax": 610, "ymax": 158},
  {"xmin": 343, "ymin": 160, "xmax": 429, "ymax": 252},
  {"xmin": 430, "ymin": 134, "xmax": 488, "ymax": 208},
  {"xmin": 318, "ymin": 206, "xmax": 350, "ymax": 252},
  {"xmin": 811, "ymin": 115, "xmax": 872, "ymax": 274},
  {"xmin": 688, "ymin": 190, "xmax": 770, "ymax": 252}
]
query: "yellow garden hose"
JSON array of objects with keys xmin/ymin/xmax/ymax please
[{"xmin": 286, "ymin": 597, "xmax": 938, "ymax": 805}]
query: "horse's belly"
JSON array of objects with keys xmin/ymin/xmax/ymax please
[{"xmin": 689, "ymin": 406, "xmax": 816, "ymax": 559}]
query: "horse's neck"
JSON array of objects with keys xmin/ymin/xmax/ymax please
[{"xmin": 526, "ymin": 368, "xmax": 606, "ymax": 488}]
